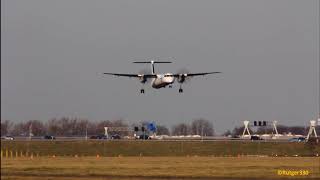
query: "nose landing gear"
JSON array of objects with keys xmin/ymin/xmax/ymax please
[{"xmin": 140, "ymin": 89, "xmax": 145, "ymax": 94}]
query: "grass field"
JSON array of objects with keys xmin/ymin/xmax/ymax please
[
  {"xmin": 1, "ymin": 140, "xmax": 319, "ymax": 157},
  {"xmin": 1, "ymin": 156, "xmax": 319, "ymax": 180},
  {"xmin": 1, "ymin": 141, "xmax": 319, "ymax": 179}
]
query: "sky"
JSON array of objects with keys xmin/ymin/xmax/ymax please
[{"xmin": 1, "ymin": 0, "xmax": 319, "ymax": 134}]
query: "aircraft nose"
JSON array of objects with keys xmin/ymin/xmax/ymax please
[
  {"xmin": 166, "ymin": 77, "xmax": 175, "ymax": 83},
  {"xmin": 171, "ymin": 77, "xmax": 175, "ymax": 83}
]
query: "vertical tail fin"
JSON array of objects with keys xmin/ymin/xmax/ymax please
[
  {"xmin": 133, "ymin": 61, "xmax": 172, "ymax": 74},
  {"xmin": 151, "ymin": 61, "xmax": 155, "ymax": 74}
]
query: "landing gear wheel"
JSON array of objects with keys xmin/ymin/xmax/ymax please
[
  {"xmin": 179, "ymin": 84, "xmax": 183, "ymax": 93},
  {"xmin": 169, "ymin": 85, "xmax": 173, "ymax": 88},
  {"xmin": 140, "ymin": 89, "xmax": 145, "ymax": 94}
]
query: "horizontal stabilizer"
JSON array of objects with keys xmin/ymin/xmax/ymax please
[
  {"xmin": 133, "ymin": 61, "xmax": 172, "ymax": 64},
  {"xmin": 133, "ymin": 61, "xmax": 171, "ymax": 74}
]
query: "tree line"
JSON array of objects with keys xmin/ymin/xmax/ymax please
[
  {"xmin": 1, "ymin": 118, "xmax": 317, "ymax": 137},
  {"xmin": 1, "ymin": 118, "xmax": 214, "ymax": 137}
]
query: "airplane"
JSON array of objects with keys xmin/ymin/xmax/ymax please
[{"xmin": 103, "ymin": 60, "xmax": 221, "ymax": 93}]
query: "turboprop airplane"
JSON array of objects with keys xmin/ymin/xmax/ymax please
[{"xmin": 103, "ymin": 60, "xmax": 221, "ymax": 93}]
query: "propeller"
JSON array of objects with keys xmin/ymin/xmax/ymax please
[
  {"xmin": 176, "ymin": 68, "xmax": 191, "ymax": 83},
  {"xmin": 138, "ymin": 68, "xmax": 152, "ymax": 83}
]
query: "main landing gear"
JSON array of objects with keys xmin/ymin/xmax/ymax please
[{"xmin": 178, "ymin": 84, "xmax": 183, "ymax": 93}]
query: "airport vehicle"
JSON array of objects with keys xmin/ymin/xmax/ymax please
[
  {"xmin": 43, "ymin": 135, "xmax": 55, "ymax": 140},
  {"xmin": 250, "ymin": 135, "xmax": 263, "ymax": 140},
  {"xmin": 289, "ymin": 137, "xmax": 306, "ymax": 142},
  {"xmin": 103, "ymin": 60, "xmax": 221, "ymax": 93},
  {"xmin": 2, "ymin": 135, "xmax": 14, "ymax": 140},
  {"xmin": 139, "ymin": 134, "xmax": 150, "ymax": 140},
  {"xmin": 232, "ymin": 135, "xmax": 240, "ymax": 138},
  {"xmin": 111, "ymin": 134, "xmax": 121, "ymax": 139},
  {"xmin": 90, "ymin": 135, "xmax": 107, "ymax": 139}
]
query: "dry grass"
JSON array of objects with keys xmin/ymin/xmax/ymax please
[
  {"xmin": 2, "ymin": 140, "xmax": 319, "ymax": 157},
  {"xmin": 1, "ymin": 156, "xmax": 319, "ymax": 180}
]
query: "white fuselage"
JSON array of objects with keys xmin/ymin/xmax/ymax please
[{"xmin": 151, "ymin": 74, "xmax": 175, "ymax": 89}]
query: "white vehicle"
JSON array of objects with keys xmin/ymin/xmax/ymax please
[
  {"xmin": 3, "ymin": 136, "xmax": 14, "ymax": 140},
  {"xmin": 103, "ymin": 60, "xmax": 221, "ymax": 93}
]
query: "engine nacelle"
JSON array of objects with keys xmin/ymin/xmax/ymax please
[
  {"xmin": 139, "ymin": 75, "xmax": 147, "ymax": 83},
  {"xmin": 177, "ymin": 74, "xmax": 186, "ymax": 83}
]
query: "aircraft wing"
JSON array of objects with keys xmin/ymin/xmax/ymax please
[
  {"xmin": 172, "ymin": 72, "xmax": 221, "ymax": 77},
  {"xmin": 103, "ymin": 73, "xmax": 157, "ymax": 78}
]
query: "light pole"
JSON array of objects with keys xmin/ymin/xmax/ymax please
[
  {"xmin": 85, "ymin": 123, "xmax": 88, "ymax": 141},
  {"xmin": 29, "ymin": 123, "xmax": 33, "ymax": 141},
  {"xmin": 201, "ymin": 125, "xmax": 204, "ymax": 142}
]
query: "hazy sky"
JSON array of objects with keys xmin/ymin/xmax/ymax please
[{"xmin": 1, "ymin": 0, "xmax": 319, "ymax": 133}]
